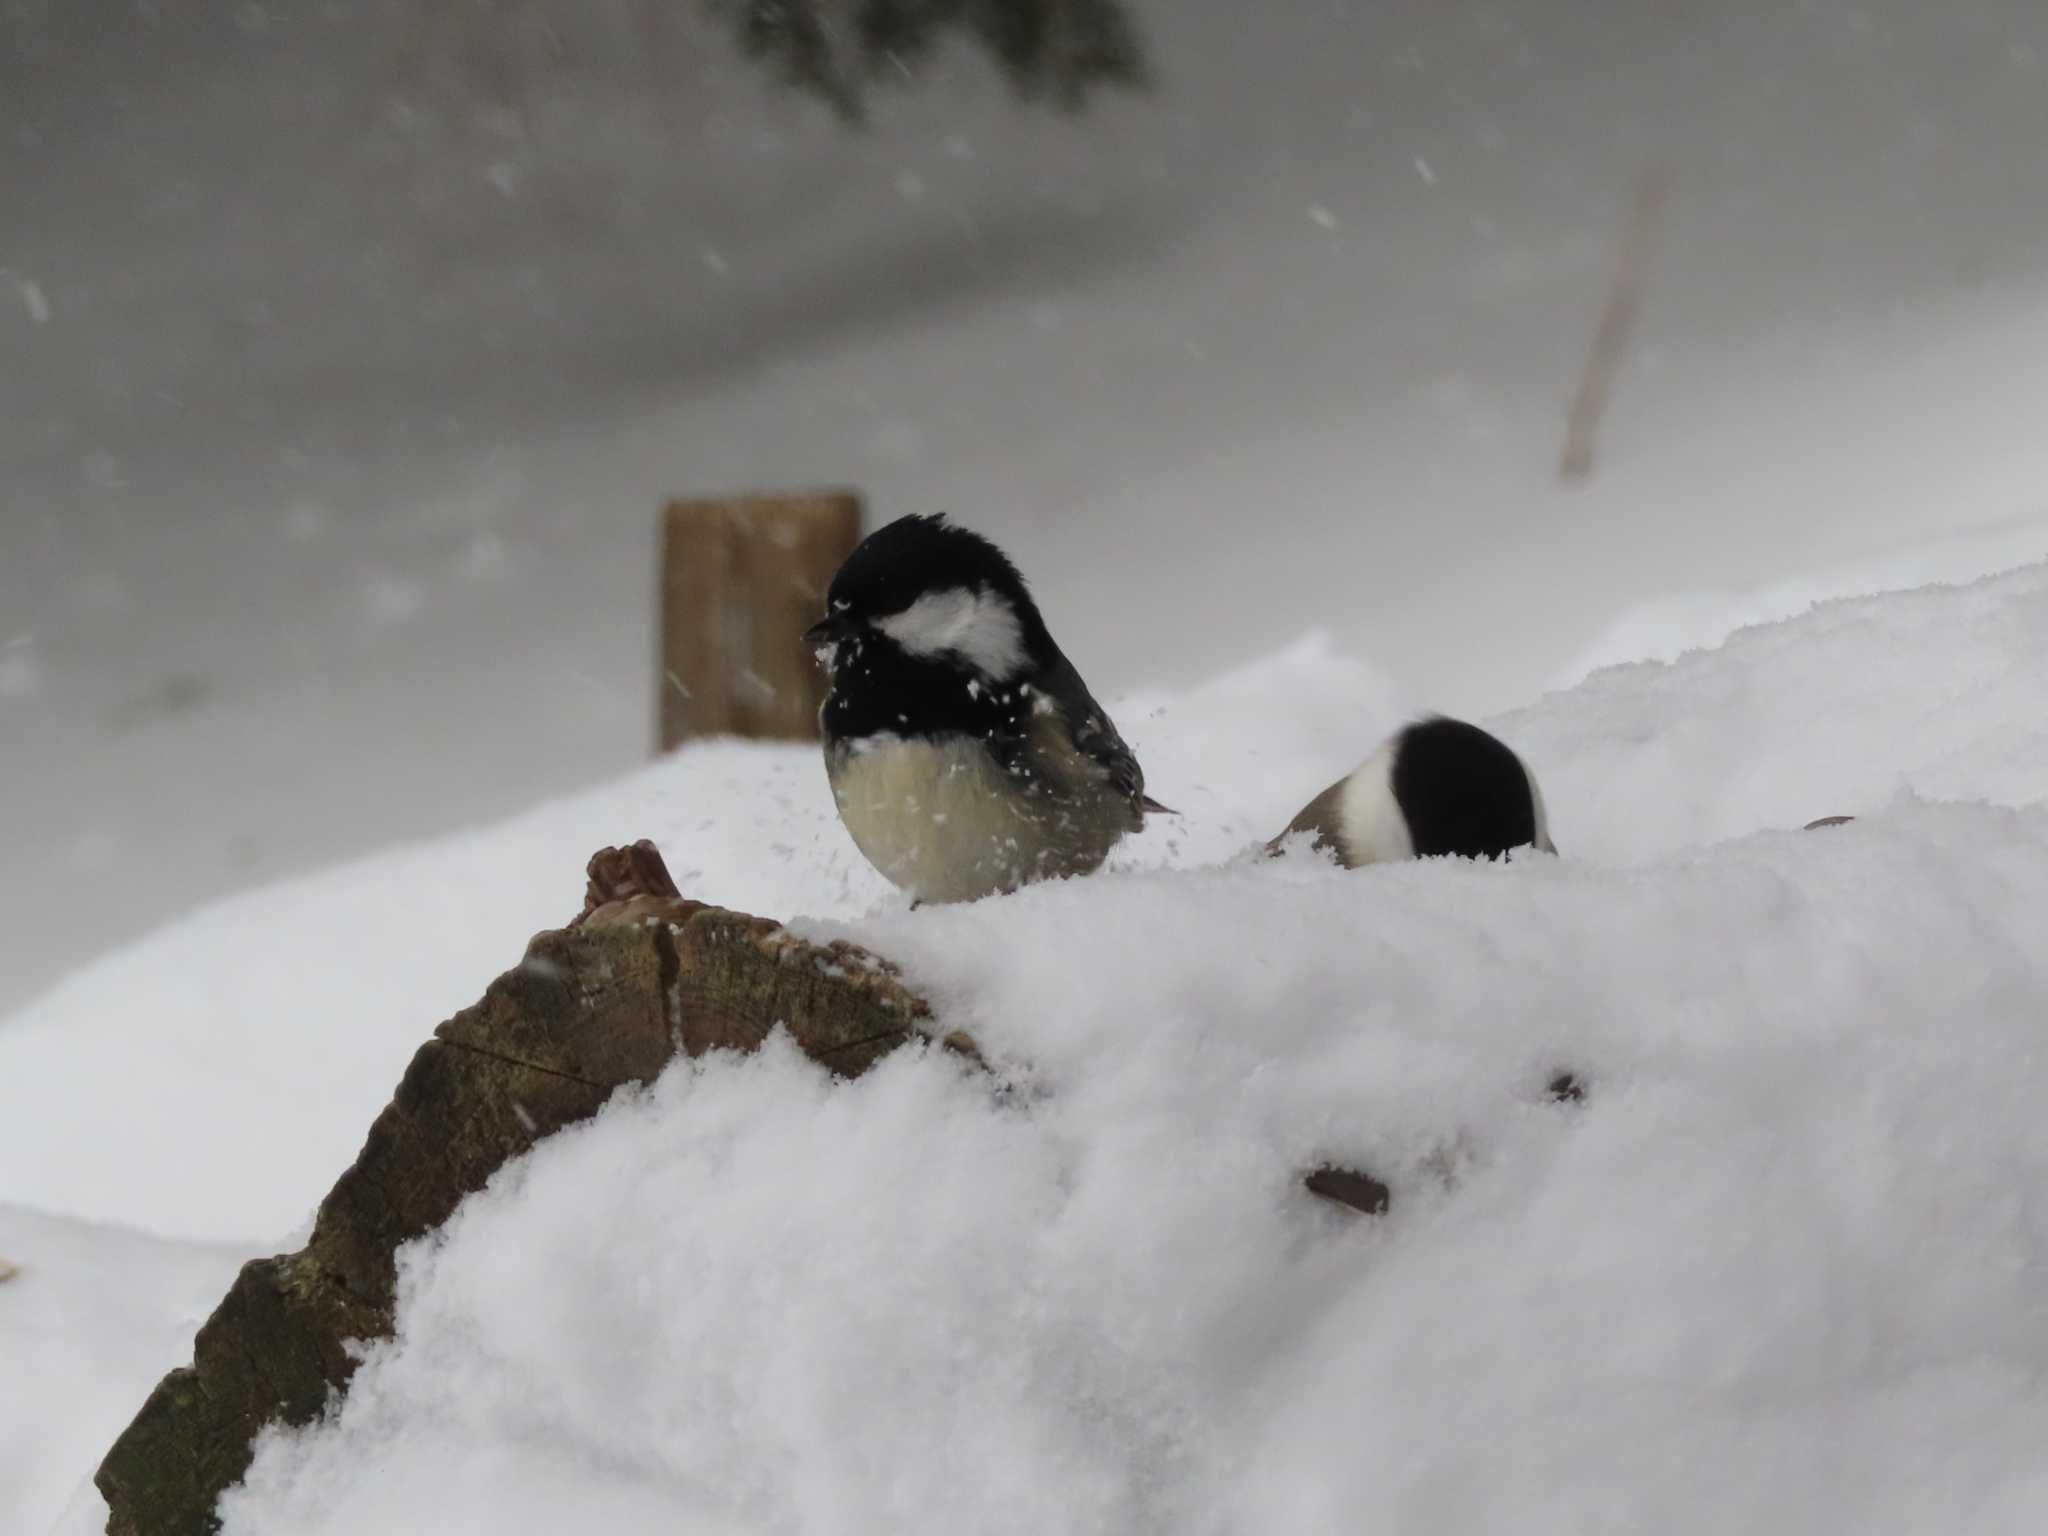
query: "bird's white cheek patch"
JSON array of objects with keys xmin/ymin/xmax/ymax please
[
  {"xmin": 1525, "ymin": 758, "xmax": 1555, "ymax": 853},
  {"xmin": 875, "ymin": 586, "xmax": 1026, "ymax": 680}
]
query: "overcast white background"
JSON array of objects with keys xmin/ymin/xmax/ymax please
[{"xmin": 7, "ymin": 0, "xmax": 2048, "ymax": 1013}]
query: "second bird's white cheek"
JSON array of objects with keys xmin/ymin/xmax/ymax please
[{"xmin": 1337, "ymin": 739, "xmax": 1416, "ymax": 864}]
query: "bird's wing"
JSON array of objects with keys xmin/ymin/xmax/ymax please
[
  {"xmin": 1265, "ymin": 775, "xmax": 1348, "ymax": 858},
  {"xmin": 1020, "ymin": 655, "xmax": 1153, "ymax": 815},
  {"xmin": 1067, "ymin": 700, "xmax": 1149, "ymax": 811}
]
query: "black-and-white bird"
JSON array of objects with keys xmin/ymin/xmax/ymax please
[
  {"xmin": 1269, "ymin": 716, "xmax": 1554, "ymax": 866},
  {"xmin": 805, "ymin": 514, "xmax": 1164, "ymax": 903}
]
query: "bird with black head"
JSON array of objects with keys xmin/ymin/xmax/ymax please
[{"xmin": 807, "ymin": 514, "xmax": 1166, "ymax": 903}]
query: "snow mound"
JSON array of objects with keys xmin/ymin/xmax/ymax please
[
  {"xmin": 14, "ymin": 562, "xmax": 2048, "ymax": 1533},
  {"xmin": 1506, "ymin": 555, "xmax": 2048, "ymax": 861},
  {"xmin": 73, "ymin": 557, "xmax": 2039, "ymax": 1534},
  {"xmin": 215, "ymin": 801, "xmax": 2048, "ymax": 1533},
  {"xmin": 1550, "ymin": 511, "xmax": 2048, "ymax": 687}
]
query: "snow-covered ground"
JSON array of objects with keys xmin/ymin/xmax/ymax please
[
  {"xmin": 0, "ymin": 1204, "xmax": 245, "ymax": 1536},
  {"xmin": 9, "ymin": 0, "xmax": 2048, "ymax": 1016},
  {"xmin": 9, "ymin": 559, "xmax": 2048, "ymax": 1532}
]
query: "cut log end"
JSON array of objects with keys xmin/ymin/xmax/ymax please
[{"xmin": 581, "ymin": 839, "xmax": 685, "ymax": 918}]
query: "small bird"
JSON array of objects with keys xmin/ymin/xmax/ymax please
[
  {"xmin": 806, "ymin": 514, "xmax": 1164, "ymax": 904},
  {"xmin": 1270, "ymin": 716, "xmax": 1554, "ymax": 866}
]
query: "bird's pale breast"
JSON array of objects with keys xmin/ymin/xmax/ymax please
[{"xmin": 827, "ymin": 729, "xmax": 1135, "ymax": 903}]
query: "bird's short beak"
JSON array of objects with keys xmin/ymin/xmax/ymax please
[{"xmin": 804, "ymin": 614, "xmax": 851, "ymax": 646}]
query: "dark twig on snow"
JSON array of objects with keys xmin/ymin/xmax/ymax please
[{"xmin": 1304, "ymin": 1163, "xmax": 1392, "ymax": 1217}]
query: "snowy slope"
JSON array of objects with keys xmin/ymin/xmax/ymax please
[
  {"xmin": 1552, "ymin": 510, "xmax": 2048, "ymax": 688},
  {"xmin": 7, "ymin": 562, "xmax": 2048, "ymax": 1533}
]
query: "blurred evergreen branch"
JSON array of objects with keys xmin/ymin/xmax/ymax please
[
  {"xmin": 709, "ymin": 0, "xmax": 1148, "ymax": 120},
  {"xmin": 380, "ymin": 0, "xmax": 1146, "ymax": 138}
]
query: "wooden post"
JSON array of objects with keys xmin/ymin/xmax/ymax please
[{"xmin": 657, "ymin": 491, "xmax": 863, "ymax": 750}]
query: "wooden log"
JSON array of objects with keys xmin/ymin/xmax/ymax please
[
  {"xmin": 94, "ymin": 843, "xmax": 952, "ymax": 1536},
  {"xmin": 657, "ymin": 492, "xmax": 863, "ymax": 750}
]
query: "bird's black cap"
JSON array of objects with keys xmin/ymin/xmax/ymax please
[{"xmin": 823, "ymin": 513, "xmax": 1039, "ymax": 625}]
